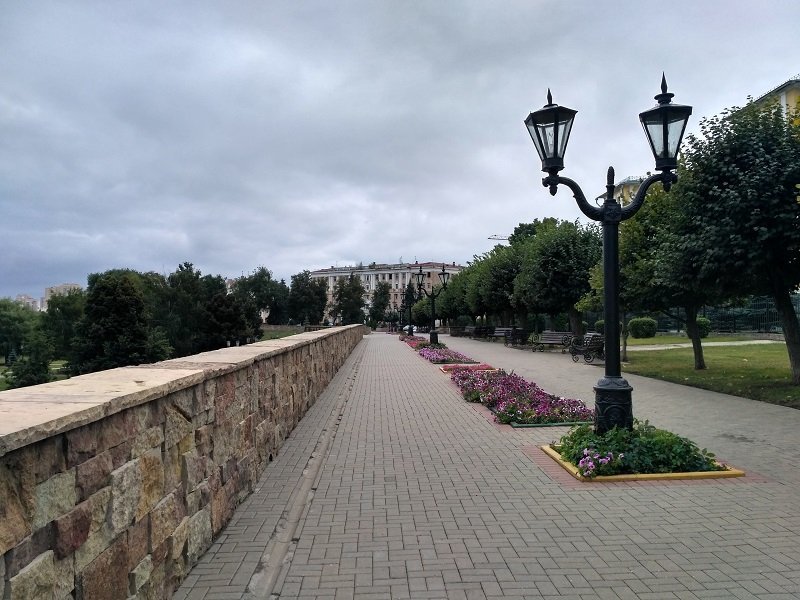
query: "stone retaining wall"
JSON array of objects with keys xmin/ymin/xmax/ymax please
[{"xmin": 0, "ymin": 325, "xmax": 367, "ymax": 599}]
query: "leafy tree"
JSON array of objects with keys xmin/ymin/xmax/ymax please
[
  {"xmin": 71, "ymin": 270, "xmax": 170, "ymax": 374},
  {"xmin": 513, "ymin": 220, "xmax": 601, "ymax": 334},
  {"xmin": 508, "ymin": 217, "xmax": 558, "ymax": 246},
  {"xmin": 8, "ymin": 329, "xmax": 52, "ymax": 388},
  {"xmin": 41, "ymin": 289, "xmax": 86, "ymax": 360},
  {"xmin": 0, "ymin": 299, "xmax": 39, "ymax": 364},
  {"xmin": 618, "ymin": 183, "xmax": 724, "ymax": 369},
  {"xmin": 369, "ymin": 281, "xmax": 391, "ymax": 324},
  {"xmin": 438, "ymin": 268, "xmax": 474, "ymax": 323},
  {"xmin": 472, "ymin": 245, "xmax": 521, "ymax": 325},
  {"xmin": 679, "ymin": 99, "xmax": 800, "ymax": 381},
  {"xmin": 330, "ymin": 274, "xmax": 366, "ymax": 325},
  {"xmin": 288, "ymin": 270, "xmax": 328, "ymax": 325},
  {"xmin": 266, "ymin": 279, "xmax": 290, "ymax": 325}
]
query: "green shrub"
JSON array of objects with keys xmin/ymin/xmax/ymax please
[
  {"xmin": 696, "ymin": 317, "xmax": 711, "ymax": 338},
  {"xmin": 557, "ymin": 420, "xmax": 724, "ymax": 478},
  {"xmin": 628, "ymin": 317, "xmax": 657, "ymax": 338},
  {"xmin": 594, "ymin": 320, "xmax": 604, "ymax": 334}
]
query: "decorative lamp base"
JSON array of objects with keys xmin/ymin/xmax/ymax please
[
  {"xmin": 593, "ymin": 375, "xmax": 633, "ymax": 434},
  {"xmin": 429, "ymin": 331, "xmax": 439, "ymax": 345}
]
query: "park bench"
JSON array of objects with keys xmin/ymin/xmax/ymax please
[
  {"xmin": 531, "ymin": 331, "xmax": 574, "ymax": 352},
  {"xmin": 569, "ymin": 333, "xmax": 605, "ymax": 363},
  {"xmin": 505, "ymin": 328, "xmax": 533, "ymax": 347},
  {"xmin": 449, "ymin": 326, "xmax": 467, "ymax": 337},
  {"xmin": 472, "ymin": 326, "xmax": 492, "ymax": 339},
  {"xmin": 490, "ymin": 327, "xmax": 512, "ymax": 342},
  {"xmin": 463, "ymin": 326, "xmax": 475, "ymax": 337}
]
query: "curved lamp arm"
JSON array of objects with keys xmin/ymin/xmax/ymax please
[
  {"xmin": 620, "ymin": 171, "xmax": 677, "ymax": 221},
  {"xmin": 542, "ymin": 173, "xmax": 603, "ymax": 221}
]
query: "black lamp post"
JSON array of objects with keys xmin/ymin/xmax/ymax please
[
  {"xmin": 524, "ymin": 75, "xmax": 691, "ymax": 434},
  {"xmin": 415, "ymin": 263, "xmax": 450, "ymax": 345}
]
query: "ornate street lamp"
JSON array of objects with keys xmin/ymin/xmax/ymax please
[
  {"xmin": 524, "ymin": 74, "xmax": 691, "ymax": 434},
  {"xmin": 415, "ymin": 263, "xmax": 450, "ymax": 345}
]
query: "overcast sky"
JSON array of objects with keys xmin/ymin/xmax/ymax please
[{"xmin": 1, "ymin": 2, "xmax": 798, "ymax": 300}]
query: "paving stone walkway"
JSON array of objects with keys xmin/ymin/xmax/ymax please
[{"xmin": 174, "ymin": 333, "xmax": 800, "ymax": 600}]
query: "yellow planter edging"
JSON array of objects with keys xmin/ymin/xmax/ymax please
[{"xmin": 541, "ymin": 445, "xmax": 746, "ymax": 482}]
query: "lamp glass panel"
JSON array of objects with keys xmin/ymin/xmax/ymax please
[
  {"xmin": 556, "ymin": 117, "xmax": 574, "ymax": 157},
  {"xmin": 665, "ymin": 112, "xmax": 689, "ymax": 158},
  {"xmin": 526, "ymin": 122, "xmax": 546, "ymax": 161},
  {"xmin": 644, "ymin": 118, "xmax": 665, "ymax": 157}
]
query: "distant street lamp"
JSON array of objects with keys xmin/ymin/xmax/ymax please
[
  {"xmin": 524, "ymin": 75, "xmax": 691, "ymax": 434},
  {"xmin": 415, "ymin": 263, "xmax": 450, "ymax": 345}
]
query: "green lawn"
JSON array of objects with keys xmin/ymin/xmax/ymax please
[
  {"xmin": 622, "ymin": 343, "xmax": 800, "ymax": 409},
  {"xmin": 259, "ymin": 328, "xmax": 302, "ymax": 340},
  {"xmin": 626, "ymin": 334, "xmax": 753, "ymax": 346}
]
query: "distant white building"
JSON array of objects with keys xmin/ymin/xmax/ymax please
[
  {"xmin": 15, "ymin": 294, "xmax": 40, "ymax": 311},
  {"xmin": 42, "ymin": 283, "xmax": 83, "ymax": 311},
  {"xmin": 309, "ymin": 261, "xmax": 465, "ymax": 319}
]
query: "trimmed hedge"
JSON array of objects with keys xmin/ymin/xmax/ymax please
[{"xmin": 628, "ymin": 317, "xmax": 657, "ymax": 338}]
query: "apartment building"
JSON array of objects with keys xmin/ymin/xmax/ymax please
[{"xmin": 309, "ymin": 261, "xmax": 465, "ymax": 314}]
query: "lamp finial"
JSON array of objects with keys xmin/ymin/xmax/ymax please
[
  {"xmin": 661, "ymin": 73, "xmax": 668, "ymax": 95},
  {"xmin": 546, "ymin": 89, "xmax": 553, "ymax": 106}
]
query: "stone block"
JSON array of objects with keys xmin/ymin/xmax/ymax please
[
  {"xmin": 8, "ymin": 550, "xmax": 54, "ymax": 600},
  {"xmin": 53, "ymin": 500, "xmax": 91, "ymax": 559},
  {"xmin": 166, "ymin": 516, "xmax": 189, "ymax": 587},
  {"xmin": 136, "ymin": 449, "xmax": 164, "ymax": 521},
  {"xmin": 4, "ymin": 524, "xmax": 53, "ymax": 578},
  {"xmin": 53, "ymin": 554, "xmax": 74, "ymax": 599},
  {"xmin": 26, "ymin": 437, "xmax": 67, "ymax": 485},
  {"xmin": 150, "ymin": 492, "xmax": 186, "ymax": 551},
  {"xmin": 181, "ymin": 448, "xmax": 204, "ymax": 491},
  {"xmin": 168, "ymin": 387, "xmax": 196, "ymax": 419},
  {"xmin": 164, "ymin": 406, "xmax": 193, "ymax": 450},
  {"xmin": 187, "ymin": 506, "xmax": 212, "ymax": 566},
  {"xmin": 75, "ymin": 451, "xmax": 113, "ymax": 502},
  {"xmin": 74, "ymin": 487, "xmax": 113, "ymax": 572},
  {"xmin": 0, "ymin": 460, "xmax": 34, "ymax": 555},
  {"xmin": 194, "ymin": 425, "xmax": 212, "ymax": 457},
  {"xmin": 80, "ymin": 535, "xmax": 129, "ymax": 600},
  {"xmin": 162, "ymin": 444, "xmax": 182, "ymax": 492},
  {"xmin": 110, "ymin": 458, "xmax": 142, "ymax": 535},
  {"xmin": 127, "ymin": 515, "xmax": 149, "ymax": 571},
  {"xmin": 32, "ymin": 470, "xmax": 76, "ymax": 530},
  {"xmin": 66, "ymin": 423, "xmax": 98, "ymax": 468},
  {"xmin": 0, "ymin": 556, "xmax": 5, "ymax": 600},
  {"xmin": 131, "ymin": 426, "xmax": 163, "ymax": 458},
  {"xmin": 129, "ymin": 555, "xmax": 152, "ymax": 596},
  {"xmin": 108, "ymin": 438, "xmax": 133, "ymax": 469}
]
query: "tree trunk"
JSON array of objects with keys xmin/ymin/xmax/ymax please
[
  {"xmin": 684, "ymin": 304, "xmax": 706, "ymax": 370},
  {"xmin": 772, "ymin": 286, "xmax": 800, "ymax": 385},
  {"xmin": 567, "ymin": 307, "xmax": 584, "ymax": 336},
  {"xmin": 620, "ymin": 311, "xmax": 629, "ymax": 363}
]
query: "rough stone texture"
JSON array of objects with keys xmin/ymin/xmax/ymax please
[
  {"xmin": 0, "ymin": 460, "xmax": 33, "ymax": 555},
  {"xmin": 32, "ymin": 470, "xmax": 76, "ymax": 530},
  {"xmin": 75, "ymin": 451, "xmax": 113, "ymax": 502},
  {"xmin": 53, "ymin": 500, "xmax": 91, "ymax": 559},
  {"xmin": 8, "ymin": 550, "xmax": 54, "ymax": 600},
  {"xmin": 150, "ymin": 492, "xmax": 186, "ymax": 551},
  {"xmin": 109, "ymin": 458, "xmax": 142, "ymax": 534},
  {"xmin": 126, "ymin": 515, "xmax": 149, "ymax": 572},
  {"xmin": 74, "ymin": 487, "xmax": 113, "ymax": 571},
  {"xmin": 136, "ymin": 448, "xmax": 164, "ymax": 520},
  {"xmin": 0, "ymin": 326, "xmax": 366, "ymax": 600},
  {"xmin": 0, "ymin": 555, "xmax": 5, "ymax": 599},
  {"xmin": 80, "ymin": 535, "xmax": 129, "ymax": 600},
  {"xmin": 130, "ymin": 554, "xmax": 153, "ymax": 596},
  {"xmin": 186, "ymin": 506, "xmax": 211, "ymax": 566}
]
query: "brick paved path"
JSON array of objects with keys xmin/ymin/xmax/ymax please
[{"xmin": 175, "ymin": 333, "xmax": 800, "ymax": 599}]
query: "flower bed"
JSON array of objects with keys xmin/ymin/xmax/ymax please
[
  {"xmin": 439, "ymin": 363, "xmax": 495, "ymax": 372},
  {"xmin": 417, "ymin": 347, "xmax": 476, "ymax": 364},
  {"xmin": 450, "ymin": 369, "xmax": 593, "ymax": 425},
  {"xmin": 555, "ymin": 420, "xmax": 735, "ymax": 479}
]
